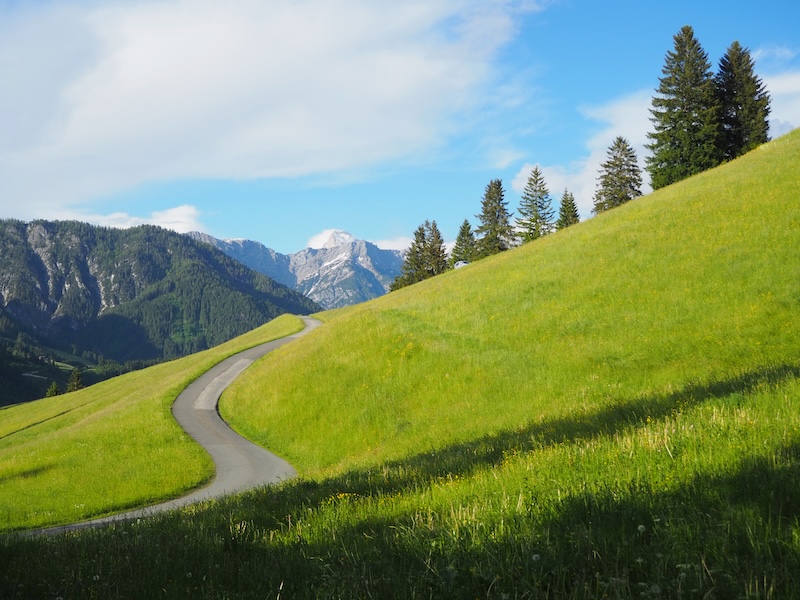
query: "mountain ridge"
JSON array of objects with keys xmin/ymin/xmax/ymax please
[{"xmin": 187, "ymin": 231, "xmax": 404, "ymax": 309}]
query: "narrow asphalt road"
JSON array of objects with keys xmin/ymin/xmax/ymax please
[{"xmin": 31, "ymin": 316, "xmax": 321, "ymax": 536}]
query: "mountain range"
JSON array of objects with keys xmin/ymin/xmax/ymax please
[
  {"xmin": 0, "ymin": 220, "xmax": 319, "ymax": 404},
  {"xmin": 187, "ymin": 230, "xmax": 404, "ymax": 309}
]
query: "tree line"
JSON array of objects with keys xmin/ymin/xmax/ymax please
[{"xmin": 392, "ymin": 25, "xmax": 770, "ymax": 290}]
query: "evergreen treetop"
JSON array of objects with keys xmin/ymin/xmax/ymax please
[
  {"xmin": 646, "ymin": 25, "xmax": 723, "ymax": 190},
  {"xmin": 556, "ymin": 189, "xmax": 580, "ymax": 231},
  {"xmin": 391, "ymin": 220, "xmax": 449, "ymax": 291},
  {"xmin": 475, "ymin": 179, "xmax": 516, "ymax": 257},
  {"xmin": 593, "ymin": 136, "xmax": 643, "ymax": 214},
  {"xmin": 516, "ymin": 166, "xmax": 554, "ymax": 242},
  {"xmin": 716, "ymin": 41, "xmax": 771, "ymax": 161},
  {"xmin": 449, "ymin": 219, "xmax": 478, "ymax": 266}
]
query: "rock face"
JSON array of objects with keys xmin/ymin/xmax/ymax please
[{"xmin": 188, "ymin": 231, "xmax": 404, "ymax": 309}]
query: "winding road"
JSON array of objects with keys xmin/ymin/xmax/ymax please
[{"xmin": 33, "ymin": 316, "xmax": 321, "ymax": 536}]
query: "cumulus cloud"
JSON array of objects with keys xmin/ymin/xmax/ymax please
[
  {"xmin": 371, "ymin": 236, "xmax": 414, "ymax": 252},
  {"xmin": 0, "ymin": 0, "xmax": 534, "ymax": 224},
  {"xmin": 764, "ymin": 70, "xmax": 800, "ymax": 137},
  {"xmin": 513, "ymin": 89, "xmax": 653, "ymax": 218},
  {"xmin": 71, "ymin": 205, "xmax": 204, "ymax": 233}
]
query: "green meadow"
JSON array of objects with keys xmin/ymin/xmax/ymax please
[
  {"xmin": 0, "ymin": 314, "xmax": 303, "ymax": 531},
  {"xmin": 1, "ymin": 130, "xmax": 800, "ymax": 598}
]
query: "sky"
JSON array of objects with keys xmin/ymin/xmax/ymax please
[{"xmin": 1, "ymin": 0, "xmax": 799, "ymax": 254}]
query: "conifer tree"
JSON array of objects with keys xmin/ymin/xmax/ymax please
[
  {"xmin": 423, "ymin": 220, "xmax": 448, "ymax": 278},
  {"xmin": 391, "ymin": 224, "xmax": 427, "ymax": 290},
  {"xmin": 555, "ymin": 189, "xmax": 580, "ymax": 230},
  {"xmin": 45, "ymin": 381, "xmax": 61, "ymax": 397},
  {"xmin": 716, "ymin": 41, "xmax": 771, "ymax": 161},
  {"xmin": 516, "ymin": 166, "xmax": 554, "ymax": 242},
  {"xmin": 449, "ymin": 219, "xmax": 478, "ymax": 266},
  {"xmin": 646, "ymin": 25, "xmax": 723, "ymax": 189},
  {"xmin": 66, "ymin": 368, "xmax": 84, "ymax": 393},
  {"xmin": 475, "ymin": 179, "xmax": 515, "ymax": 257},
  {"xmin": 593, "ymin": 137, "xmax": 643, "ymax": 213},
  {"xmin": 391, "ymin": 220, "xmax": 448, "ymax": 290}
]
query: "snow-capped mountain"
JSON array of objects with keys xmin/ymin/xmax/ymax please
[{"xmin": 187, "ymin": 231, "xmax": 404, "ymax": 309}]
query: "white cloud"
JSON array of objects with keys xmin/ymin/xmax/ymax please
[
  {"xmin": 371, "ymin": 236, "xmax": 414, "ymax": 252},
  {"xmin": 764, "ymin": 70, "xmax": 800, "ymax": 137},
  {"xmin": 307, "ymin": 229, "xmax": 343, "ymax": 249},
  {"xmin": 0, "ymin": 0, "xmax": 533, "ymax": 221},
  {"xmin": 753, "ymin": 45, "xmax": 798, "ymax": 64},
  {"xmin": 63, "ymin": 204, "xmax": 204, "ymax": 233},
  {"xmin": 513, "ymin": 89, "xmax": 653, "ymax": 218}
]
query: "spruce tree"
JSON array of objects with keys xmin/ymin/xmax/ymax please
[
  {"xmin": 45, "ymin": 381, "xmax": 61, "ymax": 397},
  {"xmin": 391, "ymin": 220, "xmax": 448, "ymax": 290},
  {"xmin": 423, "ymin": 220, "xmax": 448, "ymax": 278},
  {"xmin": 66, "ymin": 368, "xmax": 84, "ymax": 393},
  {"xmin": 516, "ymin": 166, "xmax": 554, "ymax": 242},
  {"xmin": 646, "ymin": 25, "xmax": 723, "ymax": 189},
  {"xmin": 555, "ymin": 189, "xmax": 580, "ymax": 230},
  {"xmin": 391, "ymin": 224, "xmax": 427, "ymax": 291},
  {"xmin": 716, "ymin": 41, "xmax": 771, "ymax": 161},
  {"xmin": 475, "ymin": 179, "xmax": 515, "ymax": 257},
  {"xmin": 449, "ymin": 219, "xmax": 478, "ymax": 266},
  {"xmin": 593, "ymin": 136, "xmax": 643, "ymax": 213}
]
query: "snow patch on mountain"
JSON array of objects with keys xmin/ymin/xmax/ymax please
[{"xmin": 187, "ymin": 231, "xmax": 404, "ymax": 309}]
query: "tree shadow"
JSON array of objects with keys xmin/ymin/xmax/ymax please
[
  {"xmin": 265, "ymin": 363, "xmax": 800, "ymax": 510},
  {"xmin": 0, "ymin": 464, "xmax": 55, "ymax": 486}
]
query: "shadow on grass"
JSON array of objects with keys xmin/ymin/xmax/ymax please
[
  {"xmin": 2, "ymin": 443, "xmax": 798, "ymax": 599},
  {"xmin": 269, "ymin": 362, "xmax": 800, "ymax": 511},
  {"xmin": 0, "ymin": 464, "xmax": 55, "ymax": 486},
  {"xmin": 1, "ymin": 364, "xmax": 798, "ymax": 599}
]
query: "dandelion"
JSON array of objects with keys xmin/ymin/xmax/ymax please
[
  {"xmin": 186, "ymin": 572, "xmax": 192, "ymax": 579},
  {"xmin": 637, "ymin": 524, "xmax": 646, "ymax": 533},
  {"xmin": 93, "ymin": 575, "xmax": 100, "ymax": 582},
  {"xmin": 532, "ymin": 554, "xmax": 541, "ymax": 562}
]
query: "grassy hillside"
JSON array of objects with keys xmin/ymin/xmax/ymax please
[
  {"xmin": 0, "ymin": 314, "xmax": 303, "ymax": 531},
  {"xmin": 223, "ymin": 131, "xmax": 799, "ymax": 476},
  {"xmin": 1, "ymin": 131, "xmax": 799, "ymax": 599}
]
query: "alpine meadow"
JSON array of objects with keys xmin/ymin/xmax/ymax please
[{"xmin": 2, "ymin": 130, "xmax": 800, "ymax": 598}]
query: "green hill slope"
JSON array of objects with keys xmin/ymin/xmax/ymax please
[
  {"xmin": 223, "ymin": 131, "xmax": 799, "ymax": 475},
  {"xmin": 0, "ymin": 314, "xmax": 304, "ymax": 531},
  {"xmin": 2, "ymin": 131, "xmax": 799, "ymax": 599}
]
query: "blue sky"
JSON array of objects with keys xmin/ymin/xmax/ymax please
[{"xmin": 1, "ymin": 0, "xmax": 798, "ymax": 253}]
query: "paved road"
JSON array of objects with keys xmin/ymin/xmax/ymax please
[{"xmin": 32, "ymin": 316, "xmax": 321, "ymax": 536}]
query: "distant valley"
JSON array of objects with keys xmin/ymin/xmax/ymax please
[{"xmin": 187, "ymin": 230, "xmax": 404, "ymax": 309}]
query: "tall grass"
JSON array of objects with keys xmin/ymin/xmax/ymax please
[{"xmin": 0, "ymin": 314, "xmax": 304, "ymax": 532}]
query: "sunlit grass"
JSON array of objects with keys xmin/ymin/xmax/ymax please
[
  {"xmin": 0, "ymin": 314, "xmax": 304, "ymax": 532},
  {"xmin": 222, "ymin": 133, "xmax": 800, "ymax": 477},
  {"xmin": 1, "ymin": 131, "xmax": 799, "ymax": 598}
]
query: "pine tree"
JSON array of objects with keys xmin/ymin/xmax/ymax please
[
  {"xmin": 423, "ymin": 220, "xmax": 448, "ymax": 278},
  {"xmin": 391, "ymin": 220, "xmax": 448, "ymax": 290},
  {"xmin": 66, "ymin": 368, "xmax": 84, "ymax": 393},
  {"xmin": 449, "ymin": 219, "xmax": 478, "ymax": 266},
  {"xmin": 646, "ymin": 25, "xmax": 723, "ymax": 190},
  {"xmin": 516, "ymin": 166, "xmax": 554, "ymax": 242},
  {"xmin": 555, "ymin": 189, "xmax": 580, "ymax": 230},
  {"xmin": 716, "ymin": 41, "xmax": 771, "ymax": 161},
  {"xmin": 45, "ymin": 381, "xmax": 61, "ymax": 397},
  {"xmin": 593, "ymin": 136, "xmax": 643, "ymax": 213},
  {"xmin": 391, "ymin": 224, "xmax": 427, "ymax": 291},
  {"xmin": 475, "ymin": 179, "xmax": 515, "ymax": 257}
]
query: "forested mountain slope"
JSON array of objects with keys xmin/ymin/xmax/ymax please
[{"xmin": 0, "ymin": 220, "xmax": 318, "ymax": 403}]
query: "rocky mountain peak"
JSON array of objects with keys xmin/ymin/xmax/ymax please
[{"xmin": 321, "ymin": 230, "xmax": 356, "ymax": 249}]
